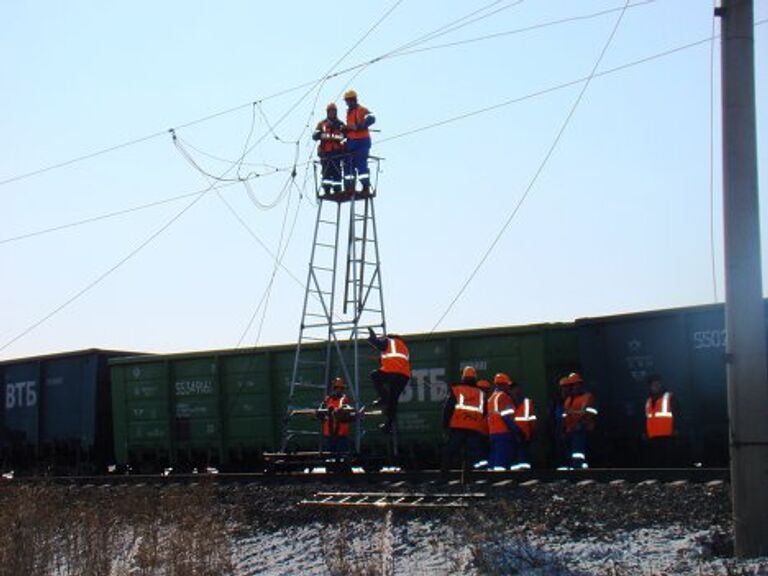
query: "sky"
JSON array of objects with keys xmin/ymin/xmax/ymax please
[{"xmin": 1, "ymin": 0, "xmax": 767, "ymax": 360}]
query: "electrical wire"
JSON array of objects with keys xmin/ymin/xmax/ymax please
[
  {"xmin": 5, "ymin": 23, "xmax": 761, "ymax": 249},
  {"xmin": 0, "ymin": 0, "xmax": 554, "ymax": 190},
  {"xmin": 431, "ymin": 0, "xmax": 633, "ymax": 332}
]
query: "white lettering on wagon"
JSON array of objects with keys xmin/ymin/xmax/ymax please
[
  {"xmin": 5, "ymin": 381, "xmax": 37, "ymax": 409},
  {"xmin": 175, "ymin": 380, "xmax": 213, "ymax": 396}
]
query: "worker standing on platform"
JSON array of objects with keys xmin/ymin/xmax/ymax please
[
  {"xmin": 319, "ymin": 377, "xmax": 354, "ymax": 454},
  {"xmin": 509, "ymin": 380, "xmax": 536, "ymax": 470},
  {"xmin": 441, "ymin": 366, "xmax": 487, "ymax": 474},
  {"xmin": 561, "ymin": 372, "xmax": 598, "ymax": 469},
  {"xmin": 486, "ymin": 373, "xmax": 518, "ymax": 470},
  {"xmin": 644, "ymin": 374, "xmax": 679, "ymax": 467},
  {"xmin": 312, "ymin": 102, "xmax": 346, "ymax": 194},
  {"xmin": 342, "ymin": 89, "xmax": 375, "ymax": 193},
  {"xmin": 367, "ymin": 328, "xmax": 411, "ymax": 434}
]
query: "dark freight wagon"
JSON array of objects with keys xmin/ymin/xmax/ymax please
[
  {"xmin": 575, "ymin": 302, "xmax": 767, "ymax": 468},
  {"xmin": 0, "ymin": 349, "xmax": 134, "ymax": 473},
  {"xmin": 109, "ymin": 324, "xmax": 580, "ymax": 469}
]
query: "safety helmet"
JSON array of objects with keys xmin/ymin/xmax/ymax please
[
  {"xmin": 461, "ymin": 366, "xmax": 477, "ymax": 380},
  {"xmin": 332, "ymin": 377, "xmax": 345, "ymax": 389},
  {"xmin": 477, "ymin": 379, "xmax": 491, "ymax": 391},
  {"xmin": 326, "ymin": 102, "xmax": 337, "ymax": 111},
  {"xmin": 560, "ymin": 372, "xmax": 583, "ymax": 386},
  {"xmin": 493, "ymin": 372, "xmax": 512, "ymax": 386},
  {"xmin": 344, "ymin": 89, "xmax": 358, "ymax": 100}
]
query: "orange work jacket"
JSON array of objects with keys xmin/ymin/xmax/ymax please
[
  {"xmin": 563, "ymin": 392, "xmax": 597, "ymax": 433},
  {"xmin": 646, "ymin": 392, "xmax": 674, "ymax": 438},
  {"xmin": 380, "ymin": 337, "xmax": 411, "ymax": 378},
  {"xmin": 314, "ymin": 119, "xmax": 345, "ymax": 155},
  {"xmin": 346, "ymin": 106, "xmax": 372, "ymax": 140},
  {"xmin": 449, "ymin": 385, "xmax": 486, "ymax": 433},
  {"xmin": 487, "ymin": 390, "xmax": 516, "ymax": 435},
  {"xmin": 514, "ymin": 397, "xmax": 537, "ymax": 441},
  {"xmin": 322, "ymin": 394, "xmax": 352, "ymax": 437}
]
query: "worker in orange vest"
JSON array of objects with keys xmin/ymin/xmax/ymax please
[
  {"xmin": 342, "ymin": 89, "xmax": 375, "ymax": 193},
  {"xmin": 561, "ymin": 372, "xmax": 598, "ymax": 469},
  {"xmin": 367, "ymin": 328, "xmax": 411, "ymax": 434},
  {"xmin": 486, "ymin": 373, "xmax": 518, "ymax": 470},
  {"xmin": 509, "ymin": 379, "xmax": 536, "ymax": 470},
  {"xmin": 319, "ymin": 377, "xmax": 354, "ymax": 454},
  {"xmin": 312, "ymin": 102, "xmax": 346, "ymax": 194},
  {"xmin": 441, "ymin": 366, "xmax": 488, "ymax": 474},
  {"xmin": 644, "ymin": 374, "xmax": 679, "ymax": 467}
]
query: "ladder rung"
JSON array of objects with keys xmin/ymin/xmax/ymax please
[
  {"xmin": 362, "ymin": 308, "xmax": 382, "ymax": 313},
  {"xmin": 316, "ymin": 243, "xmax": 336, "ymax": 249},
  {"xmin": 292, "ymin": 382, "xmax": 326, "ymax": 389},
  {"xmin": 305, "ymin": 313, "xmax": 329, "ymax": 318},
  {"xmin": 309, "ymin": 289, "xmax": 331, "ymax": 296},
  {"xmin": 297, "ymin": 359, "xmax": 326, "ymax": 366},
  {"xmin": 319, "ymin": 219, "xmax": 337, "ymax": 225},
  {"xmin": 312, "ymin": 266, "xmax": 334, "ymax": 272},
  {"xmin": 285, "ymin": 429, "xmax": 321, "ymax": 436}
]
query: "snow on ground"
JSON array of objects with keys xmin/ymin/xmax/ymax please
[{"xmin": 228, "ymin": 520, "xmax": 768, "ymax": 575}]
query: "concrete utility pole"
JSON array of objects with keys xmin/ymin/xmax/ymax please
[{"xmin": 718, "ymin": 0, "xmax": 768, "ymax": 559}]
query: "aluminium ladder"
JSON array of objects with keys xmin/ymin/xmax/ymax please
[{"xmin": 281, "ymin": 159, "xmax": 386, "ymax": 453}]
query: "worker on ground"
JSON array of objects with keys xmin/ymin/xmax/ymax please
[
  {"xmin": 367, "ymin": 328, "xmax": 411, "ymax": 434},
  {"xmin": 561, "ymin": 372, "xmax": 598, "ymax": 469},
  {"xmin": 509, "ymin": 379, "xmax": 536, "ymax": 470},
  {"xmin": 643, "ymin": 373, "xmax": 680, "ymax": 467},
  {"xmin": 441, "ymin": 366, "xmax": 487, "ymax": 475},
  {"xmin": 486, "ymin": 373, "xmax": 518, "ymax": 470},
  {"xmin": 319, "ymin": 377, "xmax": 354, "ymax": 454},
  {"xmin": 312, "ymin": 102, "xmax": 346, "ymax": 194},
  {"xmin": 342, "ymin": 90, "xmax": 375, "ymax": 193},
  {"xmin": 474, "ymin": 379, "xmax": 492, "ymax": 469}
]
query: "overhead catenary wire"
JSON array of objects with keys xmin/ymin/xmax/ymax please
[
  {"xmin": 0, "ymin": 0, "xmax": 654, "ymax": 190},
  {"xmin": 4, "ymin": 23, "xmax": 759, "ymax": 250},
  {"xmin": 431, "ymin": 0, "xmax": 633, "ymax": 332}
]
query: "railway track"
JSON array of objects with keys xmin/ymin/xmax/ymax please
[{"xmin": 0, "ymin": 467, "xmax": 729, "ymax": 487}]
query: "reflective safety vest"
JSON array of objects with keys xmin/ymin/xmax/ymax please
[
  {"xmin": 449, "ymin": 385, "xmax": 486, "ymax": 433},
  {"xmin": 487, "ymin": 390, "xmax": 515, "ymax": 435},
  {"xmin": 514, "ymin": 397, "xmax": 537, "ymax": 441},
  {"xmin": 563, "ymin": 392, "xmax": 597, "ymax": 433},
  {"xmin": 380, "ymin": 337, "xmax": 411, "ymax": 378},
  {"xmin": 314, "ymin": 119, "xmax": 345, "ymax": 155},
  {"xmin": 322, "ymin": 394, "xmax": 352, "ymax": 437},
  {"xmin": 646, "ymin": 392, "xmax": 674, "ymax": 438},
  {"xmin": 346, "ymin": 106, "xmax": 373, "ymax": 140}
]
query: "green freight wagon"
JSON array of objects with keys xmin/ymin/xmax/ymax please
[
  {"xmin": 111, "ymin": 323, "xmax": 579, "ymax": 470},
  {"xmin": 110, "ymin": 347, "xmax": 279, "ymax": 471}
]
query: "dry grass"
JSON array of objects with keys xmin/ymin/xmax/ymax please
[{"xmin": 0, "ymin": 483, "xmax": 233, "ymax": 576}]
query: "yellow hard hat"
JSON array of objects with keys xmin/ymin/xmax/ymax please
[{"xmin": 344, "ymin": 89, "xmax": 358, "ymax": 100}]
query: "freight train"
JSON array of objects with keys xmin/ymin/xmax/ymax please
[{"xmin": 1, "ymin": 301, "xmax": 752, "ymax": 474}]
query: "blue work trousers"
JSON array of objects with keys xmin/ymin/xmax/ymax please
[
  {"xmin": 565, "ymin": 429, "xmax": 589, "ymax": 468},
  {"xmin": 489, "ymin": 433, "xmax": 514, "ymax": 469},
  {"xmin": 344, "ymin": 138, "xmax": 371, "ymax": 188},
  {"xmin": 323, "ymin": 435, "xmax": 350, "ymax": 455}
]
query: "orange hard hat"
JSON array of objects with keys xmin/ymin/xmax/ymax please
[
  {"xmin": 494, "ymin": 372, "xmax": 512, "ymax": 386},
  {"xmin": 332, "ymin": 377, "xmax": 345, "ymax": 389},
  {"xmin": 326, "ymin": 102, "xmax": 337, "ymax": 111},
  {"xmin": 560, "ymin": 372, "xmax": 583, "ymax": 386},
  {"xmin": 477, "ymin": 379, "xmax": 491, "ymax": 390},
  {"xmin": 344, "ymin": 89, "xmax": 358, "ymax": 100},
  {"xmin": 461, "ymin": 366, "xmax": 477, "ymax": 380}
]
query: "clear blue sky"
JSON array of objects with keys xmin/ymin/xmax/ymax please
[{"xmin": 1, "ymin": 0, "xmax": 766, "ymax": 360}]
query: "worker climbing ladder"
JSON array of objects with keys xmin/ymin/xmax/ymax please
[{"xmin": 281, "ymin": 157, "xmax": 386, "ymax": 453}]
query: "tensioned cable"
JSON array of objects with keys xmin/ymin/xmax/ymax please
[
  {"xmin": 0, "ymin": 0, "xmax": 642, "ymax": 190},
  {"xmin": 431, "ymin": 0, "xmax": 633, "ymax": 332},
  {"xmin": 5, "ymin": 24, "xmax": 759, "ymax": 249}
]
